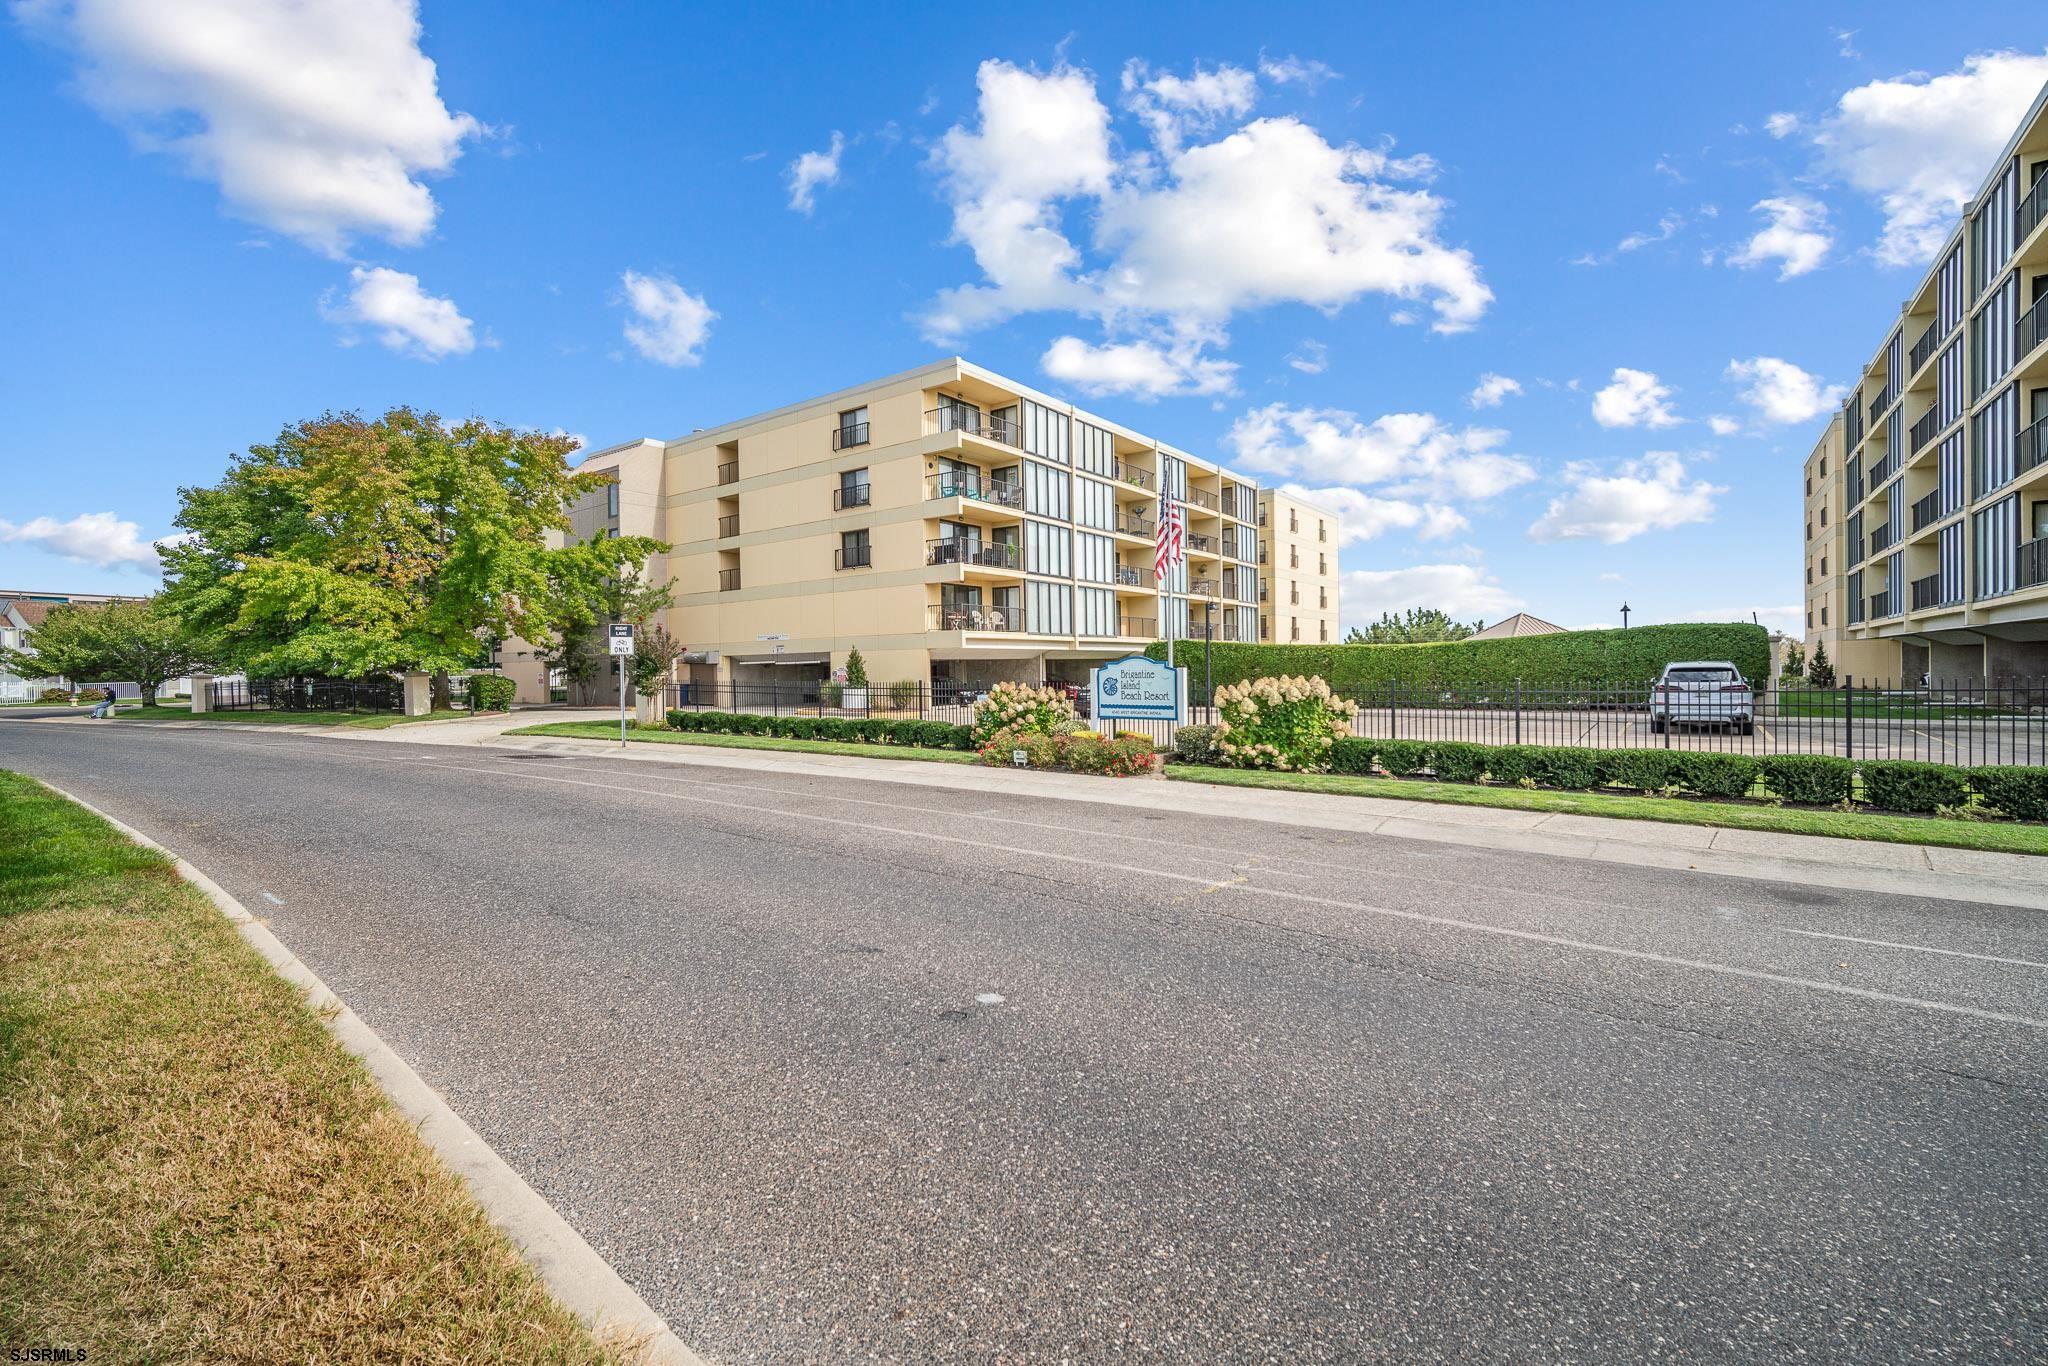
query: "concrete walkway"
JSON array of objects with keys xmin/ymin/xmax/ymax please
[{"xmin": 442, "ymin": 731, "xmax": 2048, "ymax": 912}]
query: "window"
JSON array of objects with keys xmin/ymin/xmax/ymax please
[
  {"xmin": 1289, "ymin": 547, "xmax": 1299, "ymax": 569},
  {"xmin": 1290, "ymin": 616, "xmax": 1300, "ymax": 641},
  {"xmin": 836, "ymin": 467, "xmax": 871, "ymax": 509},
  {"xmin": 837, "ymin": 528, "xmax": 870, "ymax": 570},
  {"xmin": 1806, "ymin": 563, "xmax": 1812, "ymax": 584},
  {"xmin": 1317, "ymin": 520, "xmax": 1327, "ymax": 542},
  {"xmin": 1289, "ymin": 509, "xmax": 1299, "ymax": 532},
  {"xmin": 1821, "ymin": 605, "xmax": 1828, "ymax": 625},
  {"xmin": 1318, "ymin": 553, "xmax": 1327, "ymax": 575},
  {"xmin": 1806, "ymin": 609, "xmax": 1813, "ymax": 628},
  {"xmin": 1805, "ymin": 474, "xmax": 1812, "ymax": 495},
  {"xmin": 606, "ymin": 482, "xmax": 619, "ymax": 517},
  {"xmin": 1319, "ymin": 621, "xmax": 1328, "ymax": 642},
  {"xmin": 1821, "ymin": 555, "xmax": 1827, "ymax": 575},
  {"xmin": 1820, "ymin": 506, "xmax": 1828, "ymax": 526},
  {"xmin": 1805, "ymin": 520, "xmax": 1811, "ymax": 542},
  {"xmin": 836, "ymin": 406, "xmax": 869, "ymax": 450},
  {"xmin": 1820, "ymin": 456, "xmax": 1828, "ymax": 475}
]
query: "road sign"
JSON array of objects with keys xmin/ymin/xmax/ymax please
[{"xmin": 608, "ymin": 623, "xmax": 636, "ymax": 657}]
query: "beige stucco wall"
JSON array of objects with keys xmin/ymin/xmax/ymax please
[{"xmin": 1257, "ymin": 490, "xmax": 1342, "ymax": 644}]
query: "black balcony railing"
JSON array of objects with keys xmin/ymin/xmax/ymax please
[
  {"xmin": 2021, "ymin": 537, "xmax": 2048, "ymax": 591},
  {"xmin": 927, "ymin": 406, "xmax": 1020, "ymax": 447},
  {"xmin": 2020, "ymin": 294, "xmax": 2048, "ymax": 360},
  {"xmin": 1112, "ymin": 459, "xmax": 1152, "ymax": 489},
  {"xmin": 716, "ymin": 460, "xmax": 739, "ymax": 485},
  {"xmin": 833, "ymin": 483, "xmax": 872, "ymax": 510},
  {"xmin": 1868, "ymin": 590, "xmax": 1893, "ymax": 619},
  {"xmin": 1908, "ymin": 321, "xmax": 1939, "ymax": 375},
  {"xmin": 1181, "ymin": 486, "xmax": 1220, "ymax": 512},
  {"xmin": 1869, "ymin": 385, "xmax": 1892, "ymax": 424},
  {"xmin": 832, "ymin": 421, "xmax": 870, "ymax": 451},
  {"xmin": 926, "ymin": 537, "xmax": 1022, "ymax": 570},
  {"xmin": 1187, "ymin": 577, "xmax": 1219, "ymax": 596},
  {"xmin": 1866, "ymin": 449, "xmax": 1900, "ymax": 491},
  {"xmin": 1869, "ymin": 522, "xmax": 1896, "ymax": 554},
  {"xmin": 928, "ymin": 470, "xmax": 1023, "ymax": 507},
  {"xmin": 1846, "ymin": 402, "xmax": 1864, "ymax": 449},
  {"xmin": 1911, "ymin": 488, "xmax": 1945, "ymax": 531},
  {"xmin": 2020, "ymin": 415, "xmax": 2048, "ymax": 482},
  {"xmin": 717, "ymin": 513, "xmax": 739, "ymax": 539},
  {"xmin": 718, "ymin": 567, "xmax": 741, "ymax": 592},
  {"xmin": 1185, "ymin": 532, "xmax": 1216, "ymax": 554},
  {"xmin": 1909, "ymin": 407, "xmax": 1942, "ymax": 454},
  {"xmin": 1113, "ymin": 564, "xmax": 1144, "ymax": 587},
  {"xmin": 927, "ymin": 602, "xmax": 1029, "ymax": 632},
  {"xmin": 835, "ymin": 545, "xmax": 871, "ymax": 570},
  {"xmin": 1116, "ymin": 513, "xmax": 1155, "ymax": 538},
  {"xmin": 1910, "ymin": 573, "xmax": 1944, "ymax": 611},
  {"xmin": 1117, "ymin": 616, "xmax": 1156, "ymax": 638},
  {"xmin": 2022, "ymin": 170, "xmax": 2048, "ymax": 244}
]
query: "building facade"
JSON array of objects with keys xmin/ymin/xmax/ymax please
[
  {"xmin": 1805, "ymin": 83, "xmax": 2048, "ymax": 683},
  {"xmin": 1256, "ymin": 489, "xmax": 1342, "ymax": 643},
  {"xmin": 0, "ymin": 589, "xmax": 149, "ymax": 699},
  {"xmin": 560, "ymin": 358, "xmax": 1333, "ymax": 699}
]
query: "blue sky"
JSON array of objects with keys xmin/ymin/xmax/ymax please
[{"xmin": 3, "ymin": 2, "xmax": 2045, "ymax": 636}]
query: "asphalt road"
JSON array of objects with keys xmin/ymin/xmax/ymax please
[{"xmin": 4, "ymin": 718, "xmax": 2046, "ymax": 1362}]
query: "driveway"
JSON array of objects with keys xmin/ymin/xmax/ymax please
[{"xmin": 3, "ymin": 721, "xmax": 2043, "ymax": 1362}]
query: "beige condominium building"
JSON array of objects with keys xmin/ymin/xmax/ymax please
[
  {"xmin": 544, "ymin": 357, "xmax": 1340, "ymax": 700},
  {"xmin": 1805, "ymin": 80, "xmax": 2048, "ymax": 683},
  {"xmin": 1256, "ymin": 489, "xmax": 1342, "ymax": 643}
]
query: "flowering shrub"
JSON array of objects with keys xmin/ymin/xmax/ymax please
[
  {"xmin": 970, "ymin": 681, "xmax": 1075, "ymax": 744},
  {"xmin": 1212, "ymin": 674, "xmax": 1357, "ymax": 772},
  {"xmin": 978, "ymin": 726, "xmax": 1157, "ymax": 776}
]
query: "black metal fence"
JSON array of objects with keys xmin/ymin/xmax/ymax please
[
  {"xmin": 662, "ymin": 677, "xmax": 2048, "ymax": 766},
  {"xmin": 208, "ymin": 676, "xmax": 405, "ymax": 713}
]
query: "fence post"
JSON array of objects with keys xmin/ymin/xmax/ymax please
[
  {"xmin": 1842, "ymin": 675, "xmax": 1853, "ymax": 760},
  {"xmin": 1387, "ymin": 678, "xmax": 1396, "ymax": 740},
  {"xmin": 1513, "ymin": 678, "xmax": 1522, "ymax": 746}
]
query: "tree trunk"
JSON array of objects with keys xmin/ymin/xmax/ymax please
[
  {"xmin": 432, "ymin": 669, "xmax": 452, "ymax": 711},
  {"xmin": 141, "ymin": 684, "xmax": 158, "ymax": 707}
]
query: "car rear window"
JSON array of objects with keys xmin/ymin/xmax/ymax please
[{"xmin": 1666, "ymin": 668, "xmax": 1737, "ymax": 683}]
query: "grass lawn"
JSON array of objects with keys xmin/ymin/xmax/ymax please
[
  {"xmin": 1165, "ymin": 764, "xmax": 2048, "ymax": 856},
  {"xmin": 510, "ymin": 720, "xmax": 981, "ymax": 763},
  {"xmin": 112, "ymin": 704, "xmax": 486, "ymax": 729},
  {"xmin": 0, "ymin": 771, "xmax": 620, "ymax": 1361}
]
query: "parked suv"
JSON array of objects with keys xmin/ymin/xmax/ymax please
[{"xmin": 1649, "ymin": 661, "xmax": 1755, "ymax": 735}]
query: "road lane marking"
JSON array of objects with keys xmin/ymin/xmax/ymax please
[
  {"xmin": 260, "ymin": 891, "xmax": 284, "ymax": 905},
  {"xmin": 423, "ymin": 759, "xmax": 2048, "ymax": 1032},
  {"xmin": 1777, "ymin": 927, "xmax": 2048, "ymax": 970}
]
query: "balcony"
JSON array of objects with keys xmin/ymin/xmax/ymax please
[
  {"xmin": 927, "ymin": 406, "xmax": 1019, "ymax": 447},
  {"xmin": 2022, "ymin": 170, "xmax": 2048, "ymax": 245},
  {"xmin": 1865, "ymin": 448, "xmax": 1899, "ymax": 492},
  {"xmin": 1909, "ymin": 407, "xmax": 1942, "ymax": 455},
  {"xmin": 926, "ymin": 537, "xmax": 1022, "ymax": 571},
  {"xmin": 832, "ymin": 421, "xmax": 869, "ymax": 451},
  {"xmin": 1219, "ymin": 490, "xmax": 1251, "ymax": 520},
  {"xmin": 1910, "ymin": 489, "xmax": 1945, "ymax": 532},
  {"xmin": 1112, "ymin": 459, "xmax": 1153, "ymax": 489},
  {"xmin": 1185, "ymin": 532, "xmax": 1217, "ymax": 555},
  {"xmin": 928, "ymin": 602, "xmax": 1030, "ymax": 632},
  {"xmin": 835, "ymin": 545, "xmax": 871, "ymax": 570},
  {"xmin": 716, "ymin": 460, "xmax": 739, "ymax": 486},
  {"xmin": 2015, "ymin": 535, "xmax": 2048, "ymax": 589},
  {"xmin": 1908, "ymin": 320, "xmax": 1939, "ymax": 376},
  {"xmin": 1112, "ymin": 564, "xmax": 1146, "ymax": 587},
  {"xmin": 1868, "ymin": 385, "xmax": 1892, "ymax": 424},
  {"xmin": 2020, "ymin": 294, "xmax": 2048, "ymax": 361},
  {"xmin": 1845, "ymin": 403, "xmax": 1864, "ymax": 449},
  {"xmin": 1114, "ymin": 512, "xmax": 1155, "ymax": 539},
  {"xmin": 1181, "ymin": 486, "xmax": 1220, "ymax": 513},
  {"xmin": 1117, "ymin": 616, "xmax": 1156, "ymax": 638},
  {"xmin": 1187, "ymin": 577, "xmax": 1219, "ymax": 597},
  {"xmin": 718, "ymin": 568, "xmax": 741, "ymax": 592},
  {"xmin": 717, "ymin": 513, "xmax": 739, "ymax": 539},
  {"xmin": 833, "ymin": 483, "xmax": 871, "ymax": 510},
  {"xmin": 1868, "ymin": 590, "xmax": 1892, "ymax": 619},
  {"xmin": 1910, "ymin": 574, "xmax": 1945, "ymax": 612},
  {"xmin": 1868, "ymin": 523, "xmax": 1896, "ymax": 555},
  {"xmin": 927, "ymin": 470, "xmax": 1023, "ymax": 508},
  {"xmin": 2020, "ymin": 414, "xmax": 2048, "ymax": 481}
]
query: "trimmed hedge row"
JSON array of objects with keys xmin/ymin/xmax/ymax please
[
  {"xmin": 1147, "ymin": 621, "xmax": 1770, "ymax": 691},
  {"xmin": 665, "ymin": 708, "xmax": 975, "ymax": 749},
  {"xmin": 1302, "ymin": 736, "xmax": 2048, "ymax": 819},
  {"xmin": 466, "ymin": 674, "xmax": 516, "ymax": 712}
]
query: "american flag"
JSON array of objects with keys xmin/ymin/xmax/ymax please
[{"xmin": 1154, "ymin": 489, "xmax": 1184, "ymax": 584}]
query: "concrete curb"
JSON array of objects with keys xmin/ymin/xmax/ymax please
[{"xmin": 34, "ymin": 778, "xmax": 707, "ymax": 1366}]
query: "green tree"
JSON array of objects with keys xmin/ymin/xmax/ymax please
[
  {"xmin": 1342, "ymin": 608, "xmax": 1484, "ymax": 645},
  {"xmin": 161, "ymin": 409, "xmax": 665, "ymax": 680},
  {"xmin": 539, "ymin": 559, "xmax": 675, "ymax": 692},
  {"xmin": 629, "ymin": 623, "xmax": 686, "ymax": 698},
  {"xmin": 1779, "ymin": 642, "xmax": 1806, "ymax": 682},
  {"xmin": 1806, "ymin": 642, "xmax": 1836, "ymax": 688},
  {"xmin": 843, "ymin": 645, "xmax": 869, "ymax": 687},
  {"xmin": 0, "ymin": 597, "xmax": 214, "ymax": 707}
]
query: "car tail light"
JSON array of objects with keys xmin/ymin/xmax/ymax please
[{"xmin": 1721, "ymin": 684, "xmax": 1750, "ymax": 693}]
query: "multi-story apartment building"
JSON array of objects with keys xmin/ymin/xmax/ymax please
[
  {"xmin": 1256, "ymin": 489, "xmax": 1343, "ymax": 643},
  {"xmin": 554, "ymin": 358, "xmax": 1309, "ymax": 700},
  {"xmin": 1807, "ymin": 82, "xmax": 2048, "ymax": 683}
]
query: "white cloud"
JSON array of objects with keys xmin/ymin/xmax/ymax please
[
  {"xmin": 1726, "ymin": 356, "xmax": 1846, "ymax": 425},
  {"xmin": 1340, "ymin": 564, "xmax": 1524, "ymax": 626},
  {"xmin": 0, "ymin": 511, "xmax": 171, "ymax": 568},
  {"xmin": 1256, "ymin": 53, "xmax": 1337, "ymax": 90},
  {"xmin": 1764, "ymin": 111, "xmax": 1801, "ymax": 138},
  {"xmin": 1618, "ymin": 211, "xmax": 1685, "ymax": 252},
  {"xmin": 1591, "ymin": 368, "xmax": 1680, "ymax": 429},
  {"xmin": 1121, "ymin": 59, "xmax": 1257, "ymax": 154},
  {"xmin": 1039, "ymin": 334, "xmax": 1237, "ymax": 399},
  {"xmin": 618, "ymin": 270, "xmax": 715, "ymax": 367},
  {"xmin": 1812, "ymin": 50, "xmax": 2048, "ymax": 267},
  {"xmin": 923, "ymin": 60, "xmax": 1490, "ymax": 345},
  {"xmin": 1468, "ymin": 373, "xmax": 1522, "ymax": 408},
  {"xmin": 1528, "ymin": 452, "xmax": 1723, "ymax": 544},
  {"xmin": 1707, "ymin": 415, "xmax": 1742, "ymax": 436},
  {"xmin": 1598, "ymin": 571, "xmax": 1625, "ymax": 582},
  {"xmin": 787, "ymin": 130, "xmax": 844, "ymax": 214},
  {"xmin": 1227, "ymin": 403, "xmax": 1536, "ymax": 501},
  {"xmin": 1283, "ymin": 484, "xmax": 1467, "ymax": 546},
  {"xmin": 1283, "ymin": 339, "xmax": 1328, "ymax": 374},
  {"xmin": 322, "ymin": 266, "xmax": 473, "ymax": 359},
  {"xmin": 1726, "ymin": 195, "xmax": 1832, "ymax": 278},
  {"xmin": 18, "ymin": 0, "xmax": 481, "ymax": 256}
]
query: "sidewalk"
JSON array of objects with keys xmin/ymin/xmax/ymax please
[{"xmin": 450, "ymin": 731, "xmax": 2048, "ymax": 912}]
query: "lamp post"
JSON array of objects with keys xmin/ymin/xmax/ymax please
[
  {"xmin": 1202, "ymin": 600, "xmax": 1214, "ymax": 712},
  {"xmin": 1620, "ymin": 602, "xmax": 1632, "ymax": 630}
]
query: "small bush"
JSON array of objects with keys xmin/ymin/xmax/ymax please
[
  {"xmin": 1670, "ymin": 752, "xmax": 1762, "ymax": 800},
  {"xmin": 1483, "ymin": 745, "xmax": 1544, "ymax": 785},
  {"xmin": 1373, "ymin": 739, "xmax": 1429, "ymax": 777},
  {"xmin": 819, "ymin": 682, "xmax": 843, "ymax": 708},
  {"xmin": 1533, "ymin": 746, "xmax": 1604, "ymax": 791},
  {"xmin": 1172, "ymin": 724, "xmax": 1221, "ymax": 765},
  {"xmin": 39, "ymin": 687, "xmax": 71, "ymax": 703},
  {"xmin": 466, "ymin": 674, "xmax": 516, "ymax": 712},
  {"xmin": 1860, "ymin": 760, "xmax": 1969, "ymax": 814},
  {"xmin": 1966, "ymin": 766, "xmax": 2048, "ymax": 822},
  {"xmin": 1326, "ymin": 737, "xmax": 1375, "ymax": 774},
  {"xmin": 1213, "ymin": 675, "xmax": 1359, "ymax": 772},
  {"xmin": 1428, "ymin": 742, "xmax": 1491, "ymax": 783},
  {"xmin": 1760, "ymin": 755, "xmax": 1853, "ymax": 806},
  {"xmin": 1594, "ymin": 750, "xmax": 1670, "ymax": 791},
  {"xmin": 844, "ymin": 646, "xmax": 869, "ymax": 688}
]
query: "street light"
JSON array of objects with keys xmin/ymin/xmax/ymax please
[{"xmin": 1620, "ymin": 602, "xmax": 1632, "ymax": 629}]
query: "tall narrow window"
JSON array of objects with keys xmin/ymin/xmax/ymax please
[
  {"xmin": 838, "ymin": 528, "xmax": 870, "ymax": 570},
  {"xmin": 836, "ymin": 406, "xmax": 869, "ymax": 450},
  {"xmin": 606, "ymin": 482, "xmax": 619, "ymax": 517}
]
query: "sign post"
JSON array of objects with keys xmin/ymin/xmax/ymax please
[{"xmin": 608, "ymin": 623, "xmax": 636, "ymax": 747}]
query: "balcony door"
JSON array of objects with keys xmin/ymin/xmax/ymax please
[{"xmin": 939, "ymin": 395, "xmax": 981, "ymax": 433}]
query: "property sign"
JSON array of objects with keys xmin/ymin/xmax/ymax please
[
  {"xmin": 1091, "ymin": 655, "xmax": 1184, "ymax": 722},
  {"xmin": 607, "ymin": 623, "xmax": 636, "ymax": 656}
]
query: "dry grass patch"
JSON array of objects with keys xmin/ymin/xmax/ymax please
[{"xmin": 0, "ymin": 770, "xmax": 625, "ymax": 1363}]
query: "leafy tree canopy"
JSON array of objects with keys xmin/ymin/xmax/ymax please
[
  {"xmin": 0, "ymin": 597, "xmax": 214, "ymax": 706},
  {"xmin": 161, "ymin": 409, "xmax": 665, "ymax": 677},
  {"xmin": 1343, "ymin": 608, "xmax": 1484, "ymax": 645}
]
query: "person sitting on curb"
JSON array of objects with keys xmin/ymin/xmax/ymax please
[{"xmin": 90, "ymin": 688, "xmax": 118, "ymax": 719}]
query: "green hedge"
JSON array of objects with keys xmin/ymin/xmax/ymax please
[
  {"xmin": 666, "ymin": 709, "xmax": 974, "ymax": 750},
  {"xmin": 1205, "ymin": 732, "xmax": 2043, "ymax": 820},
  {"xmin": 1147, "ymin": 621, "xmax": 1770, "ymax": 690},
  {"xmin": 467, "ymin": 674, "xmax": 516, "ymax": 712}
]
